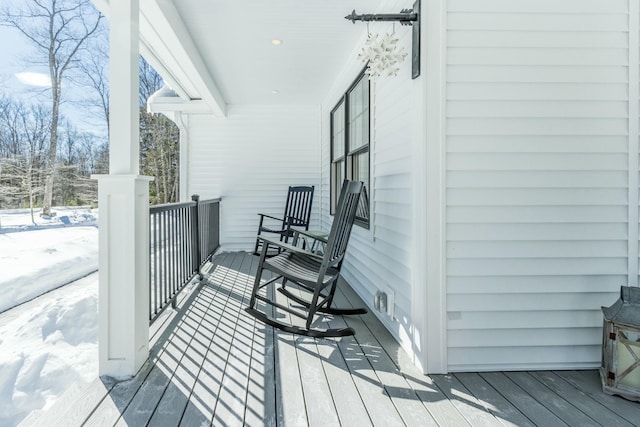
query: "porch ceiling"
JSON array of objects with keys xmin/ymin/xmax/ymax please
[{"xmin": 171, "ymin": 0, "xmax": 384, "ymax": 105}]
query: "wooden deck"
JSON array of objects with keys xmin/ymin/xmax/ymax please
[{"xmin": 23, "ymin": 251, "xmax": 640, "ymax": 426}]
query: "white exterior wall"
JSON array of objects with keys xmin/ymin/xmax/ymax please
[
  {"xmin": 320, "ymin": 19, "xmax": 423, "ymax": 365},
  {"xmin": 176, "ymin": 0, "xmax": 640, "ymax": 374},
  {"xmin": 445, "ymin": 0, "xmax": 638, "ymax": 371},
  {"xmin": 186, "ymin": 105, "xmax": 321, "ymax": 251}
]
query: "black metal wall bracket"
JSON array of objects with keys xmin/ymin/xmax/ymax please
[{"xmin": 345, "ymin": 0, "xmax": 420, "ymax": 79}]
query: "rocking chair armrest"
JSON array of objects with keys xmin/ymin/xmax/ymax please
[
  {"xmin": 292, "ymin": 229, "xmax": 328, "ymax": 244},
  {"xmin": 257, "ymin": 235, "xmax": 324, "ymax": 261},
  {"xmin": 258, "ymin": 213, "xmax": 285, "ymax": 223}
]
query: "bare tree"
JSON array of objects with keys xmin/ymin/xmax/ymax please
[
  {"xmin": 0, "ymin": 98, "xmax": 49, "ymax": 221},
  {"xmin": 139, "ymin": 57, "xmax": 180, "ymax": 204},
  {"xmin": 1, "ymin": 0, "xmax": 102, "ymax": 215},
  {"xmin": 55, "ymin": 121, "xmax": 100, "ymax": 205},
  {"xmin": 77, "ymin": 26, "xmax": 109, "ymax": 136}
]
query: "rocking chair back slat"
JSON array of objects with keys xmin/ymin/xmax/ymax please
[
  {"xmin": 284, "ymin": 186, "xmax": 314, "ymax": 228},
  {"xmin": 324, "ymin": 180, "xmax": 363, "ymax": 265},
  {"xmin": 253, "ymin": 185, "xmax": 314, "ymax": 256}
]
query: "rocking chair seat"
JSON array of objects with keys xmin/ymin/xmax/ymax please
[
  {"xmin": 260, "ymin": 226, "xmax": 289, "ymax": 234},
  {"xmin": 265, "ymin": 252, "xmax": 339, "ymax": 288}
]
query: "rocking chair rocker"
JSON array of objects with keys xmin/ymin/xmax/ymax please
[{"xmin": 246, "ymin": 180, "xmax": 366, "ymax": 338}]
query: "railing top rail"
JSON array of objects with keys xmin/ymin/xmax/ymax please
[
  {"xmin": 150, "ymin": 201, "xmax": 196, "ymax": 213},
  {"xmin": 149, "ymin": 197, "xmax": 221, "ymax": 214},
  {"xmin": 199, "ymin": 198, "xmax": 222, "ymax": 204}
]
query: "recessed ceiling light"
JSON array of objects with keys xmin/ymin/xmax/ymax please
[
  {"xmin": 271, "ymin": 39, "xmax": 283, "ymax": 46},
  {"xmin": 272, "ymin": 90, "xmax": 279, "ymax": 94}
]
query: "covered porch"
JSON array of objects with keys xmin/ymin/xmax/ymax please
[
  {"xmin": 22, "ymin": 251, "xmax": 640, "ymax": 426},
  {"xmin": 82, "ymin": 1, "xmax": 640, "ymax": 421}
]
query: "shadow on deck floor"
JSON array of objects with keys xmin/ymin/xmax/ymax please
[{"xmin": 21, "ymin": 251, "xmax": 640, "ymax": 427}]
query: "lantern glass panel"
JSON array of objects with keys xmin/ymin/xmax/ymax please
[{"xmin": 617, "ymin": 329, "xmax": 640, "ymax": 388}]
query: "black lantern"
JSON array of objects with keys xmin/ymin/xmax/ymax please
[{"xmin": 600, "ymin": 286, "xmax": 640, "ymax": 402}]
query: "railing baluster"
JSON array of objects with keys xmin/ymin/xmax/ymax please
[
  {"xmin": 149, "ymin": 212, "xmax": 154, "ymax": 320},
  {"xmin": 192, "ymin": 195, "xmax": 202, "ymax": 279},
  {"xmin": 163, "ymin": 211, "xmax": 168, "ymax": 311},
  {"xmin": 172, "ymin": 207, "xmax": 177, "ymax": 300}
]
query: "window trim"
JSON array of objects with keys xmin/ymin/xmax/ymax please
[{"xmin": 330, "ymin": 68, "xmax": 371, "ymax": 229}]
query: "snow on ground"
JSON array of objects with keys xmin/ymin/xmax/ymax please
[{"xmin": 0, "ymin": 208, "xmax": 99, "ymax": 426}]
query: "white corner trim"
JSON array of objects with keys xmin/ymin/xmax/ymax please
[
  {"xmin": 628, "ymin": 0, "xmax": 639, "ymax": 286},
  {"xmin": 422, "ymin": 0, "xmax": 448, "ymax": 374}
]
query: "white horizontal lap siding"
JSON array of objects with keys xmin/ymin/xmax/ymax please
[
  {"xmin": 446, "ymin": 0, "xmax": 629, "ymax": 371},
  {"xmin": 321, "ymin": 16, "xmax": 417, "ymax": 357},
  {"xmin": 186, "ymin": 105, "xmax": 321, "ymax": 251}
]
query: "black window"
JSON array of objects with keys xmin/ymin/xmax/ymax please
[{"xmin": 330, "ymin": 70, "xmax": 370, "ymax": 228}]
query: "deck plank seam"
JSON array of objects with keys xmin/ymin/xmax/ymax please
[
  {"xmin": 143, "ymin": 264, "xmax": 233, "ymax": 426},
  {"xmin": 322, "ymin": 296, "xmax": 377, "ymax": 426},
  {"xmin": 337, "ymin": 285, "xmax": 450, "ymax": 426},
  {"xmin": 209, "ymin": 252, "xmax": 262, "ymax": 425},
  {"xmin": 480, "ymin": 372, "xmax": 569, "ymax": 427},
  {"xmin": 89, "ymin": 255, "xmax": 234, "ymax": 425},
  {"xmin": 241, "ymin": 254, "xmax": 278, "ymax": 427},
  {"xmin": 328, "ymin": 287, "xmax": 410, "ymax": 425},
  {"xmin": 177, "ymin": 251, "xmax": 249, "ymax": 426},
  {"xmin": 289, "ymin": 281, "xmax": 344, "ymax": 426},
  {"xmin": 535, "ymin": 371, "xmax": 636, "ymax": 427},
  {"xmin": 103, "ymin": 288, "xmax": 216, "ymax": 426},
  {"xmin": 270, "ymin": 271, "xmax": 312, "ymax": 426},
  {"xmin": 519, "ymin": 371, "xmax": 606, "ymax": 427},
  {"xmin": 121, "ymin": 251, "xmax": 239, "ymax": 426}
]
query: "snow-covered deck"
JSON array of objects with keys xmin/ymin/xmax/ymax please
[{"xmin": 22, "ymin": 251, "xmax": 640, "ymax": 426}]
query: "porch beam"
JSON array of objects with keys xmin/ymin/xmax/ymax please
[
  {"xmin": 90, "ymin": 0, "xmax": 226, "ymax": 116},
  {"xmin": 140, "ymin": 0, "xmax": 227, "ymax": 116},
  {"xmin": 147, "ymin": 96, "xmax": 211, "ymax": 115}
]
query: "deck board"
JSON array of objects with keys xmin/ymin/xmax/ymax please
[
  {"xmin": 210, "ymin": 252, "xmax": 258, "ymax": 426},
  {"xmin": 327, "ymin": 291, "xmax": 407, "ymax": 427},
  {"xmin": 430, "ymin": 373, "xmax": 503, "ymax": 427},
  {"xmin": 504, "ymin": 371, "xmax": 600, "ymax": 427},
  {"xmin": 454, "ymin": 372, "xmax": 536, "ymax": 427},
  {"xmin": 479, "ymin": 372, "xmax": 569, "ymax": 426},
  {"xmin": 529, "ymin": 371, "xmax": 636, "ymax": 427},
  {"xmin": 184, "ymin": 251, "xmax": 249, "ymax": 426},
  {"xmin": 285, "ymin": 280, "xmax": 342, "ymax": 427},
  {"xmin": 337, "ymin": 283, "xmax": 463, "ymax": 427},
  {"xmin": 271, "ymin": 272, "xmax": 311, "ymax": 426},
  {"xmin": 341, "ymin": 313, "xmax": 443, "ymax": 426},
  {"xmin": 244, "ymin": 261, "xmax": 277, "ymax": 427},
  {"xmin": 554, "ymin": 370, "xmax": 640, "ymax": 425},
  {"xmin": 25, "ymin": 251, "xmax": 640, "ymax": 427}
]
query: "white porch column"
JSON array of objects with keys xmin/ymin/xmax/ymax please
[{"xmin": 95, "ymin": 0, "xmax": 152, "ymax": 378}]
